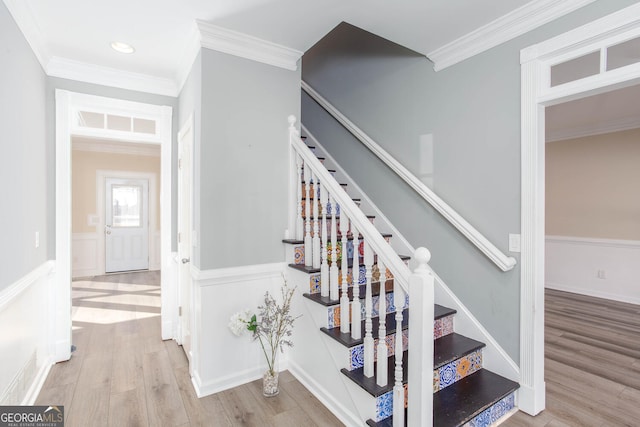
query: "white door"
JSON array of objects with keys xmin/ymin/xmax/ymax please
[
  {"xmin": 178, "ymin": 118, "xmax": 194, "ymax": 363},
  {"xmin": 105, "ymin": 178, "xmax": 150, "ymax": 273}
]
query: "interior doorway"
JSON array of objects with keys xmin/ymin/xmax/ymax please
[{"xmin": 55, "ymin": 90, "xmax": 174, "ymax": 363}]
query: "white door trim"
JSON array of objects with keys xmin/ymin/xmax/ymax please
[
  {"xmin": 98, "ymin": 171, "xmax": 157, "ymax": 275},
  {"xmin": 55, "ymin": 90, "xmax": 174, "ymax": 362},
  {"xmin": 519, "ymin": 2, "xmax": 640, "ymax": 415}
]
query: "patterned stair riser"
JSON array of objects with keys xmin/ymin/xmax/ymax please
[
  {"xmin": 375, "ymin": 384, "xmax": 408, "ymax": 421},
  {"xmin": 298, "ymin": 216, "xmax": 376, "ymax": 240},
  {"xmin": 327, "ymin": 292, "xmax": 410, "ymax": 329},
  {"xmin": 463, "ymin": 393, "xmax": 516, "ymax": 427},
  {"xmin": 348, "ymin": 329, "xmax": 409, "ymax": 371},
  {"xmin": 347, "ymin": 314, "xmax": 455, "ymax": 371},
  {"xmin": 307, "ymin": 263, "xmax": 397, "ymax": 293},
  {"xmin": 434, "ymin": 350, "xmax": 483, "ymax": 392}
]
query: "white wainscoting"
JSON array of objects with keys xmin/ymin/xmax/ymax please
[
  {"xmin": 72, "ymin": 231, "xmax": 161, "ymax": 278},
  {"xmin": 0, "ymin": 261, "xmax": 55, "ymax": 405},
  {"xmin": 190, "ymin": 262, "xmax": 287, "ymax": 397},
  {"xmin": 546, "ymin": 235, "xmax": 640, "ymax": 304}
]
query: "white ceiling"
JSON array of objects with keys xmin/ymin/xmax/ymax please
[{"xmin": 5, "ymin": 0, "xmax": 597, "ymax": 93}]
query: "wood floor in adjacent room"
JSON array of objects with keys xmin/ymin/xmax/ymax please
[
  {"xmin": 36, "ymin": 271, "xmax": 342, "ymax": 427},
  {"xmin": 505, "ymin": 289, "xmax": 640, "ymax": 427}
]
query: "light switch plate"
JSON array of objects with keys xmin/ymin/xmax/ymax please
[{"xmin": 509, "ymin": 233, "xmax": 521, "ymax": 253}]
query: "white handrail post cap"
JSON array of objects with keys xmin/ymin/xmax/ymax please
[
  {"xmin": 414, "ymin": 247, "xmax": 431, "ymax": 269},
  {"xmin": 288, "ymin": 115, "xmax": 297, "ymax": 127}
]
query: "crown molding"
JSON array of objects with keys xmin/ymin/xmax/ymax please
[
  {"xmin": 196, "ymin": 20, "xmax": 302, "ymax": 71},
  {"xmin": 3, "ymin": 0, "xmax": 51, "ymax": 70},
  {"xmin": 46, "ymin": 57, "xmax": 179, "ymax": 97},
  {"xmin": 72, "ymin": 138, "xmax": 161, "ymax": 157},
  {"xmin": 546, "ymin": 116, "xmax": 640, "ymax": 142},
  {"xmin": 176, "ymin": 23, "xmax": 203, "ymax": 95},
  {"xmin": 428, "ymin": 0, "xmax": 598, "ymax": 71}
]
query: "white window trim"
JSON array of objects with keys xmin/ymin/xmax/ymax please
[{"xmin": 519, "ymin": 2, "xmax": 640, "ymax": 415}]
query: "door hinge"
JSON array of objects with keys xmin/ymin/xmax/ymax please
[
  {"xmin": 179, "ymin": 306, "xmax": 182, "ymax": 316},
  {"xmin": 178, "ymin": 232, "xmax": 181, "ymax": 243},
  {"xmin": 179, "ymin": 158, "xmax": 182, "ymax": 169}
]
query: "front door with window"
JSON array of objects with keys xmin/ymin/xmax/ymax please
[{"xmin": 105, "ymin": 177, "xmax": 149, "ymax": 272}]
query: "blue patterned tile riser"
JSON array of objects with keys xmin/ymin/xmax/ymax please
[
  {"xmin": 463, "ymin": 392, "xmax": 516, "ymax": 427},
  {"xmin": 433, "ymin": 350, "xmax": 483, "ymax": 392},
  {"xmin": 309, "ymin": 274, "xmax": 321, "ymax": 294},
  {"xmin": 375, "ymin": 384, "xmax": 408, "ymax": 421},
  {"xmin": 348, "ymin": 328, "xmax": 409, "ymax": 370},
  {"xmin": 327, "ymin": 291, "xmax": 410, "ymax": 329},
  {"xmin": 294, "ymin": 246, "xmax": 305, "ymax": 265}
]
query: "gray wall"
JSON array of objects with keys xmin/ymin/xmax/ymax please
[
  {"xmin": 196, "ymin": 49, "xmax": 301, "ymax": 270},
  {"xmin": 301, "ymin": 0, "xmax": 637, "ymax": 361},
  {"xmin": 0, "ymin": 2, "xmax": 48, "ymax": 290},
  {"xmin": 46, "ymin": 77, "xmax": 180, "ymax": 254}
]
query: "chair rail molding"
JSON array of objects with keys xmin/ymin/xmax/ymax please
[
  {"xmin": 519, "ymin": 1, "xmax": 640, "ymax": 416},
  {"xmin": 301, "ymin": 81, "xmax": 516, "ymax": 273}
]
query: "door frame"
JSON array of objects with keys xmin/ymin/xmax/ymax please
[
  {"xmin": 519, "ymin": 2, "xmax": 640, "ymax": 415},
  {"xmin": 99, "ymin": 171, "xmax": 157, "ymax": 274},
  {"xmin": 55, "ymin": 90, "xmax": 174, "ymax": 362},
  {"xmin": 177, "ymin": 113, "xmax": 195, "ymax": 373}
]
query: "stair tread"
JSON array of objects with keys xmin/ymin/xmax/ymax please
[
  {"xmin": 321, "ymin": 308, "xmax": 409, "ymax": 348},
  {"xmin": 434, "ymin": 333, "xmax": 485, "ymax": 369},
  {"xmin": 339, "ymin": 332, "xmax": 483, "ymax": 392},
  {"xmin": 303, "ymin": 280, "xmax": 396, "ymax": 307},
  {"xmin": 341, "ymin": 350, "xmax": 408, "ymax": 397},
  {"xmin": 365, "ymin": 370, "xmax": 519, "ymax": 427}
]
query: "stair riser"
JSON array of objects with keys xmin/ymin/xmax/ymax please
[
  {"xmin": 464, "ymin": 392, "xmax": 516, "ymax": 427},
  {"xmin": 348, "ymin": 329, "xmax": 409, "ymax": 371},
  {"xmin": 308, "ymin": 264, "xmax": 396, "ymax": 292},
  {"xmin": 297, "ymin": 217, "xmax": 378, "ymax": 241},
  {"xmin": 434, "ymin": 349, "xmax": 483, "ymax": 392},
  {"xmin": 327, "ymin": 292, "xmax": 409, "ymax": 329}
]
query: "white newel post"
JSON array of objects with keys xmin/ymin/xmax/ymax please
[
  {"xmin": 376, "ymin": 259, "xmax": 388, "ymax": 386},
  {"xmin": 340, "ymin": 215, "xmax": 350, "ymax": 334},
  {"xmin": 408, "ymin": 247, "xmax": 434, "ymax": 427},
  {"xmin": 363, "ymin": 240, "xmax": 375, "ymax": 378}
]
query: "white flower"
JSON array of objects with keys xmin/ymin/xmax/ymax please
[{"xmin": 228, "ymin": 309, "xmax": 253, "ymax": 336}]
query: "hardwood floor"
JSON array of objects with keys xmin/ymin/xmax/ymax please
[
  {"xmin": 36, "ymin": 271, "xmax": 342, "ymax": 427},
  {"xmin": 505, "ymin": 289, "xmax": 640, "ymax": 427}
]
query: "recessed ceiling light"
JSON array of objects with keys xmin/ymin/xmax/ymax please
[{"xmin": 110, "ymin": 41, "xmax": 135, "ymax": 54}]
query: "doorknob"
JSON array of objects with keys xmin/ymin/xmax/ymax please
[
  {"xmin": 182, "ymin": 258, "xmax": 190, "ymax": 264},
  {"xmin": 106, "ymin": 230, "xmax": 111, "ymax": 235}
]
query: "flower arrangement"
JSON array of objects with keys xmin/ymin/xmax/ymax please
[{"xmin": 228, "ymin": 280, "xmax": 301, "ymax": 379}]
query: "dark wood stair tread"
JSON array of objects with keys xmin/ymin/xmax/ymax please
[
  {"xmin": 365, "ymin": 370, "xmax": 519, "ymax": 427},
  {"xmin": 338, "ymin": 332, "xmax": 484, "ymax": 391},
  {"xmin": 341, "ymin": 350, "xmax": 408, "ymax": 397},
  {"xmin": 321, "ymin": 308, "xmax": 409, "ymax": 348},
  {"xmin": 434, "ymin": 304, "xmax": 456, "ymax": 320}
]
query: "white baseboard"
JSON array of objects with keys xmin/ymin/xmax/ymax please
[
  {"xmin": 22, "ymin": 356, "xmax": 53, "ymax": 405},
  {"xmin": 288, "ymin": 359, "xmax": 363, "ymax": 427},
  {"xmin": 546, "ymin": 235, "xmax": 640, "ymax": 304}
]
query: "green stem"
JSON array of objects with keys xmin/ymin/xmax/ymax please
[{"xmin": 257, "ymin": 335, "xmax": 274, "ymax": 374}]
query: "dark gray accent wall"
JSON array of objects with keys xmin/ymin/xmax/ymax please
[
  {"xmin": 46, "ymin": 77, "xmax": 180, "ymax": 254},
  {"xmin": 0, "ymin": 2, "xmax": 48, "ymax": 290},
  {"xmin": 197, "ymin": 49, "xmax": 301, "ymax": 269},
  {"xmin": 301, "ymin": 0, "xmax": 637, "ymax": 361}
]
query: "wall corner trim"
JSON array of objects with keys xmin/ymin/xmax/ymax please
[
  {"xmin": 196, "ymin": 20, "xmax": 302, "ymax": 71},
  {"xmin": 428, "ymin": 0, "xmax": 598, "ymax": 71}
]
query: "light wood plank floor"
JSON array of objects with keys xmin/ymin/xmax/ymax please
[
  {"xmin": 36, "ymin": 271, "xmax": 343, "ymax": 427},
  {"xmin": 505, "ymin": 289, "xmax": 640, "ymax": 427}
]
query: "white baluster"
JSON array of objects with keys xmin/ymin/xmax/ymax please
[
  {"xmin": 351, "ymin": 225, "xmax": 362, "ymax": 340},
  {"xmin": 320, "ymin": 184, "xmax": 329, "ymax": 298},
  {"xmin": 393, "ymin": 279, "xmax": 406, "ymax": 427},
  {"xmin": 329, "ymin": 196, "xmax": 339, "ymax": 300},
  {"xmin": 295, "ymin": 154, "xmax": 303, "ymax": 240},
  {"xmin": 304, "ymin": 165, "xmax": 312, "ymax": 267},
  {"xmin": 340, "ymin": 216, "xmax": 350, "ymax": 334},
  {"xmin": 312, "ymin": 173, "xmax": 321, "ymax": 268},
  {"xmin": 363, "ymin": 241, "xmax": 374, "ymax": 378},
  {"xmin": 376, "ymin": 259, "xmax": 388, "ymax": 387}
]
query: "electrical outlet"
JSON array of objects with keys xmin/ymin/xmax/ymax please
[{"xmin": 597, "ymin": 269, "xmax": 606, "ymax": 279}]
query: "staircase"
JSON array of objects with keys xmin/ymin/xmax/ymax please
[{"xmin": 284, "ymin": 117, "xmax": 519, "ymax": 426}]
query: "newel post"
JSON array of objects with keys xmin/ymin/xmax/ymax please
[{"xmin": 407, "ymin": 247, "xmax": 434, "ymax": 427}]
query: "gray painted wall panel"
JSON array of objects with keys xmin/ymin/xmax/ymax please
[
  {"xmin": 301, "ymin": 0, "xmax": 637, "ymax": 360},
  {"xmin": 198, "ymin": 49, "xmax": 300, "ymax": 269},
  {"xmin": 0, "ymin": 2, "xmax": 48, "ymax": 290}
]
